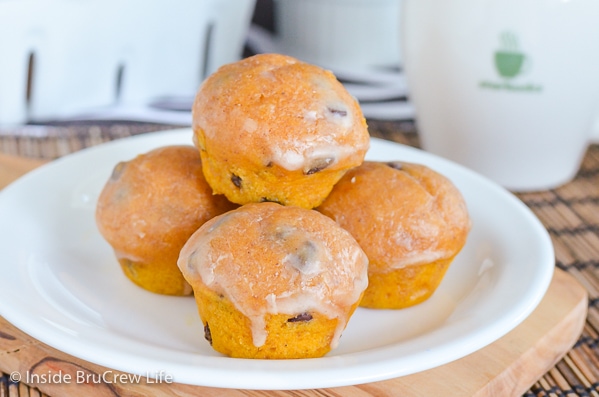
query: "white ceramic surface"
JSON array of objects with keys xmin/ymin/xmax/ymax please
[
  {"xmin": 402, "ymin": 0, "xmax": 599, "ymax": 191},
  {"xmin": 0, "ymin": 0, "xmax": 255, "ymax": 125},
  {"xmin": 273, "ymin": 0, "xmax": 402, "ymax": 72},
  {"xmin": 245, "ymin": 22, "xmax": 414, "ymax": 121},
  {"xmin": 0, "ymin": 129, "xmax": 554, "ymax": 390}
]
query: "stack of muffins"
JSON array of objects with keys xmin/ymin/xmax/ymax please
[{"xmin": 95, "ymin": 53, "xmax": 471, "ymax": 359}]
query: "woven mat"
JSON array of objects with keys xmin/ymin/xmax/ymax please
[{"xmin": 1, "ymin": 119, "xmax": 598, "ymax": 397}]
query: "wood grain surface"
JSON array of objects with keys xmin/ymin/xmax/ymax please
[{"xmin": 0, "ymin": 153, "xmax": 47, "ymax": 189}]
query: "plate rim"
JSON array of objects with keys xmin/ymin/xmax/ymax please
[{"xmin": 0, "ymin": 128, "xmax": 555, "ymax": 390}]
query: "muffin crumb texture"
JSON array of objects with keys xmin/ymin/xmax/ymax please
[
  {"xmin": 178, "ymin": 203, "xmax": 369, "ymax": 358},
  {"xmin": 192, "ymin": 53, "xmax": 370, "ymax": 209},
  {"xmin": 95, "ymin": 54, "xmax": 471, "ymax": 359},
  {"xmin": 317, "ymin": 161, "xmax": 470, "ymax": 309}
]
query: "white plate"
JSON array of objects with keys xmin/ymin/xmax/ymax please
[{"xmin": 0, "ymin": 129, "xmax": 554, "ymax": 390}]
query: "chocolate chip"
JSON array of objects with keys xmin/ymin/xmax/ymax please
[
  {"xmin": 304, "ymin": 157, "xmax": 334, "ymax": 175},
  {"xmin": 110, "ymin": 162, "xmax": 127, "ymax": 181},
  {"xmin": 327, "ymin": 107, "xmax": 347, "ymax": 117},
  {"xmin": 260, "ymin": 197, "xmax": 279, "ymax": 203},
  {"xmin": 186, "ymin": 250, "xmax": 200, "ymax": 272},
  {"xmin": 231, "ymin": 174, "xmax": 242, "ymax": 188},
  {"xmin": 204, "ymin": 323, "xmax": 212, "ymax": 345},
  {"xmin": 386, "ymin": 162, "xmax": 403, "ymax": 170},
  {"xmin": 286, "ymin": 240, "xmax": 318, "ymax": 274},
  {"xmin": 121, "ymin": 259, "xmax": 137, "ymax": 277},
  {"xmin": 297, "ymin": 241, "xmax": 317, "ymax": 264},
  {"xmin": 287, "ymin": 312, "xmax": 313, "ymax": 323}
]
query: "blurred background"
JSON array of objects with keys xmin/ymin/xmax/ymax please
[
  {"xmin": 2, "ymin": 0, "xmax": 597, "ymax": 150},
  {"xmin": 2, "ymin": 5, "xmax": 599, "ymax": 397},
  {"xmin": 0, "ymin": 0, "xmax": 412, "ymax": 129}
]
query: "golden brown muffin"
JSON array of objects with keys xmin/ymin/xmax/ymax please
[
  {"xmin": 317, "ymin": 161, "xmax": 470, "ymax": 309},
  {"xmin": 178, "ymin": 202, "xmax": 369, "ymax": 359},
  {"xmin": 95, "ymin": 145, "xmax": 237, "ymax": 296},
  {"xmin": 192, "ymin": 53, "xmax": 370, "ymax": 209}
]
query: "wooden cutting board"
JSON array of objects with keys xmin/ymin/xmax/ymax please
[
  {"xmin": 0, "ymin": 153, "xmax": 47, "ymax": 189},
  {"xmin": 0, "ymin": 155, "xmax": 589, "ymax": 396}
]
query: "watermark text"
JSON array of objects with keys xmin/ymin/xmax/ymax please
[{"xmin": 10, "ymin": 370, "xmax": 174, "ymax": 385}]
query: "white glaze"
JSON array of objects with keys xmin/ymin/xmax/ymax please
[
  {"xmin": 269, "ymin": 142, "xmax": 360, "ymax": 172},
  {"xmin": 179, "ymin": 203, "xmax": 368, "ymax": 349}
]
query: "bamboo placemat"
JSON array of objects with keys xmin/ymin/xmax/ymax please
[{"xmin": 0, "ymin": 119, "xmax": 598, "ymax": 397}]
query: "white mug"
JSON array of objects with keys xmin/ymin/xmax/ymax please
[{"xmin": 401, "ymin": 0, "xmax": 599, "ymax": 191}]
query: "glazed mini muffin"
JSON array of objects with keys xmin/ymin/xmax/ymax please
[
  {"xmin": 192, "ymin": 53, "xmax": 370, "ymax": 209},
  {"xmin": 96, "ymin": 145, "xmax": 237, "ymax": 296},
  {"xmin": 317, "ymin": 161, "xmax": 470, "ymax": 309},
  {"xmin": 178, "ymin": 202, "xmax": 369, "ymax": 359}
]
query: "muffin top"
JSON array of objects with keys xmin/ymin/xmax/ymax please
[
  {"xmin": 318, "ymin": 161, "xmax": 471, "ymax": 273},
  {"xmin": 192, "ymin": 53, "xmax": 370, "ymax": 174},
  {"xmin": 178, "ymin": 202, "xmax": 369, "ymax": 347},
  {"xmin": 95, "ymin": 145, "xmax": 235, "ymax": 264}
]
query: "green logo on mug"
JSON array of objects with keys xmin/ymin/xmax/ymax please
[
  {"xmin": 495, "ymin": 32, "xmax": 525, "ymax": 78},
  {"xmin": 495, "ymin": 52, "xmax": 525, "ymax": 78},
  {"xmin": 479, "ymin": 30, "xmax": 542, "ymax": 93}
]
